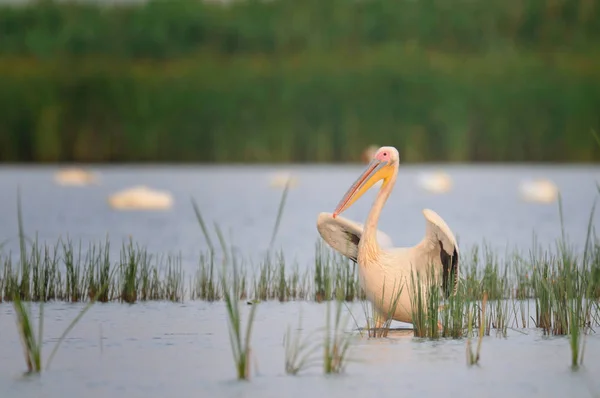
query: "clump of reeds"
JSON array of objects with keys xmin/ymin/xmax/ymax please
[
  {"xmin": 439, "ymin": 273, "xmax": 467, "ymax": 339},
  {"xmin": 12, "ymin": 189, "xmax": 107, "ymax": 374},
  {"xmin": 1, "ymin": 237, "xmax": 186, "ymax": 304},
  {"xmin": 314, "ymin": 241, "xmax": 364, "ymax": 303},
  {"xmin": 409, "ymin": 264, "xmax": 444, "ymax": 338}
]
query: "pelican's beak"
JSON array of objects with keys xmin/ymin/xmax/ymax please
[{"xmin": 333, "ymin": 159, "xmax": 390, "ymax": 218}]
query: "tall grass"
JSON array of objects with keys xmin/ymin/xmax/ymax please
[
  {"xmin": 409, "ymin": 264, "xmax": 444, "ymax": 339},
  {"xmin": 12, "ymin": 189, "xmax": 109, "ymax": 374},
  {"xmin": 283, "ymin": 310, "xmax": 321, "ymax": 375},
  {"xmin": 466, "ymin": 292, "xmax": 487, "ymax": 367},
  {"xmin": 222, "ymin": 256, "xmax": 258, "ymax": 380},
  {"xmin": 3, "ymin": 231, "xmax": 600, "ymax": 320},
  {"xmin": 323, "ymin": 292, "xmax": 354, "ymax": 374}
]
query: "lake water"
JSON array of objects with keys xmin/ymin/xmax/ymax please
[
  {"xmin": 0, "ymin": 164, "xmax": 599, "ymax": 397},
  {"xmin": 0, "ymin": 164, "xmax": 599, "ymax": 268}
]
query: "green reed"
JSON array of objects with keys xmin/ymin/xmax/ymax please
[
  {"xmin": 439, "ymin": 273, "xmax": 468, "ymax": 339},
  {"xmin": 283, "ymin": 309, "xmax": 321, "ymax": 375},
  {"xmin": 466, "ymin": 292, "xmax": 487, "ymax": 367},
  {"xmin": 409, "ymin": 264, "xmax": 445, "ymax": 339},
  {"xmin": 1, "ymin": 238, "xmax": 186, "ymax": 304},
  {"xmin": 11, "ymin": 189, "xmax": 110, "ymax": 374},
  {"xmin": 3, "ymin": 233, "xmax": 600, "ymax": 318},
  {"xmin": 222, "ymin": 254, "xmax": 258, "ymax": 381},
  {"xmin": 323, "ymin": 292, "xmax": 354, "ymax": 374}
]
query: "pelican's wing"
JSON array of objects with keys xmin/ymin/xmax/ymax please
[
  {"xmin": 316, "ymin": 212, "xmax": 393, "ymax": 262},
  {"xmin": 420, "ymin": 209, "xmax": 459, "ymax": 297}
]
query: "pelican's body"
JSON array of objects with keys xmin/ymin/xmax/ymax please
[{"xmin": 317, "ymin": 146, "xmax": 458, "ymax": 326}]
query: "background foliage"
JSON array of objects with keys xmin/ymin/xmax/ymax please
[{"xmin": 1, "ymin": 0, "xmax": 599, "ymax": 163}]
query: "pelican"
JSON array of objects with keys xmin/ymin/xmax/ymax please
[
  {"xmin": 54, "ymin": 168, "xmax": 98, "ymax": 186},
  {"xmin": 108, "ymin": 185, "xmax": 173, "ymax": 210},
  {"xmin": 417, "ymin": 170, "xmax": 453, "ymax": 194},
  {"xmin": 269, "ymin": 172, "xmax": 298, "ymax": 189},
  {"xmin": 317, "ymin": 146, "xmax": 459, "ymax": 328},
  {"xmin": 519, "ymin": 178, "xmax": 558, "ymax": 204}
]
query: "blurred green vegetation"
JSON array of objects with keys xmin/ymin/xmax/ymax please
[{"xmin": 0, "ymin": 0, "xmax": 599, "ymax": 163}]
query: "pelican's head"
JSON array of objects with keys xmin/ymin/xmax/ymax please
[{"xmin": 333, "ymin": 146, "xmax": 399, "ymax": 218}]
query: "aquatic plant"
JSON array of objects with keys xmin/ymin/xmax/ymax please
[
  {"xmin": 409, "ymin": 264, "xmax": 444, "ymax": 339},
  {"xmin": 466, "ymin": 292, "xmax": 487, "ymax": 367},
  {"xmin": 439, "ymin": 273, "xmax": 468, "ymax": 339},
  {"xmin": 222, "ymin": 256, "xmax": 258, "ymax": 380},
  {"xmin": 12, "ymin": 189, "xmax": 108, "ymax": 374},
  {"xmin": 323, "ymin": 292, "xmax": 354, "ymax": 374},
  {"xmin": 283, "ymin": 309, "xmax": 321, "ymax": 375}
]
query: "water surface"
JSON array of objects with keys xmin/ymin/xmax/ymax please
[
  {"xmin": 0, "ymin": 301, "xmax": 599, "ymax": 398},
  {"xmin": 1, "ymin": 164, "xmax": 599, "ymax": 397},
  {"xmin": 0, "ymin": 164, "xmax": 598, "ymax": 271}
]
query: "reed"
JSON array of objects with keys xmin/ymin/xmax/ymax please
[
  {"xmin": 283, "ymin": 310, "xmax": 321, "ymax": 375},
  {"xmin": 3, "ymin": 235, "xmax": 600, "ymax": 315},
  {"xmin": 439, "ymin": 273, "xmax": 468, "ymax": 339},
  {"xmin": 323, "ymin": 292, "xmax": 354, "ymax": 374},
  {"xmin": 222, "ymin": 254, "xmax": 258, "ymax": 381},
  {"xmin": 12, "ymin": 189, "xmax": 110, "ymax": 374},
  {"xmin": 466, "ymin": 292, "xmax": 487, "ymax": 367},
  {"xmin": 409, "ymin": 264, "xmax": 444, "ymax": 339}
]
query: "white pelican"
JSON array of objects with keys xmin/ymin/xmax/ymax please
[
  {"xmin": 519, "ymin": 178, "xmax": 558, "ymax": 204},
  {"xmin": 269, "ymin": 172, "xmax": 298, "ymax": 189},
  {"xmin": 417, "ymin": 170, "xmax": 452, "ymax": 194},
  {"xmin": 108, "ymin": 186, "xmax": 173, "ymax": 210},
  {"xmin": 54, "ymin": 168, "xmax": 98, "ymax": 186},
  {"xmin": 317, "ymin": 146, "xmax": 459, "ymax": 327}
]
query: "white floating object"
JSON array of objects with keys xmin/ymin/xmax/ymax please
[
  {"xmin": 54, "ymin": 168, "xmax": 98, "ymax": 186},
  {"xmin": 269, "ymin": 172, "xmax": 298, "ymax": 189},
  {"xmin": 108, "ymin": 186, "xmax": 173, "ymax": 210},
  {"xmin": 519, "ymin": 178, "xmax": 559, "ymax": 204},
  {"xmin": 417, "ymin": 171, "xmax": 453, "ymax": 194}
]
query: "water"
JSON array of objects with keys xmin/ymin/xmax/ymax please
[
  {"xmin": 0, "ymin": 164, "xmax": 599, "ymax": 397},
  {"xmin": 0, "ymin": 164, "xmax": 598, "ymax": 269},
  {"xmin": 0, "ymin": 301, "xmax": 599, "ymax": 397}
]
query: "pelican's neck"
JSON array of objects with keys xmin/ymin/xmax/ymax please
[{"xmin": 360, "ymin": 164, "xmax": 398, "ymax": 254}]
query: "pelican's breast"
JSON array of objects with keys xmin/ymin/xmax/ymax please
[{"xmin": 357, "ymin": 248, "xmax": 414, "ymax": 323}]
